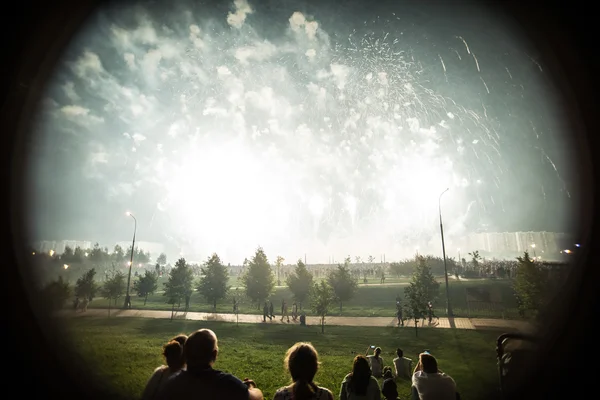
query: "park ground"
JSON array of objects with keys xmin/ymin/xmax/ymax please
[
  {"xmin": 88, "ymin": 278, "xmax": 519, "ymax": 319},
  {"xmin": 65, "ymin": 307, "xmax": 533, "ymax": 332},
  {"xmin": 61, "ymin": 316, "xmax": 507, "ymax": 400}
]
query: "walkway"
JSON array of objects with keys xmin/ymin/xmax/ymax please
[{"xmin": 59, "ymin": 309, "xmax": 534, "ymax": 333}]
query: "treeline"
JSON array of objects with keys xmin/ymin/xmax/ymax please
[
  {"xmin": 40, "ymin": 245, "xmax": 563, "ymax": 327},
  {"xmin": 29, "ymin": 243, "xmax": 170, "ymax": 284},
  {"xmin": 40, "ymin": 246, "xmax": 359, "ymax": 332}
]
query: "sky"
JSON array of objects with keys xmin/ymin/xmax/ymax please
[{"xmin": 25, "ymin": 0, "xmax": 578, "ymax": 264}]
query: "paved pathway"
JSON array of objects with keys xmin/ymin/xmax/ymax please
[{"xmin": 59, "ymin": 309, "xmax": 534, "ymax": 332}]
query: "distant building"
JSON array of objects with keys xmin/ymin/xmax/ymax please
[{"xmin": 456, "ymin": 231, "xmax": 573, "ymax": 260}]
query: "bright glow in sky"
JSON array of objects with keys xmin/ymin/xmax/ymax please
[{"xmin": 27, "ymin": 0, "xmax": 575, "ymax": 263}]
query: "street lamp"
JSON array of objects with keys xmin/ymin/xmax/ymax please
[
  {"xmin": 439, "ymin": 188, "xmax": 452, "ymax": 317},
  {"xmin": 530, "ymin": 244, "xmax": 537, "ymax": 258},
  {"xmin": 124, "ymin": 211, "xmax": 137, "ymax": 309}
]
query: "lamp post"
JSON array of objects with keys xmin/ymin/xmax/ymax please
[
  {"xmin": 124, "ymin": 212, "xmax": 137, "ymax": 309},
  {"xmin": 439, "ymin": 188, "xmax": 453, "ymax": 317}
]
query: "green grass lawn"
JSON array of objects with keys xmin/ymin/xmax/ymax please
[
  {"xmin": 62, "ymin": 317, "xmax": 503, "ymax": 399},
  {"xmin": 89, "ymin": 279, "xmax": 520, "ymax": 319}
]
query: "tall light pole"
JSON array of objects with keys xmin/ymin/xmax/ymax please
[
  {"xmin": 124, "ymin": 211, "xmax": 137, "ymax": 309},
  {"xmin": 439, "ymin": 188, "xmax": 453, "ymax": 317}
]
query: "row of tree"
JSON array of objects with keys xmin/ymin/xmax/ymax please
[
  {"xmin": 41, "ymin": 246, "xmax": 358, "ymax": 325},
  {"xmin": 41, "ymin": 244, "xmax": 555, "ymax": 329},
  {"xmin": 31, "ymin": 243, "xmax": 169, "ymax": 268}
]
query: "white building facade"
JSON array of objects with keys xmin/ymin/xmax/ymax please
[{"xmin": 456, "ymin": 231, "xmax": 573, "ymax": 259}]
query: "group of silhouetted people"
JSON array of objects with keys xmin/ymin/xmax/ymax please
[
  {"xmin": 141, "ymin": 329, "xmax": 459, "ymax": 400},
  {"xmin": 262, "ymin": 299, "xmax": 305, "ymax": 325}
]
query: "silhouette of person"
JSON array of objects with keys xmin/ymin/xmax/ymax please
[{"xmin": 281, "ymin": 300, "xmax": 289, "ymax": 322}]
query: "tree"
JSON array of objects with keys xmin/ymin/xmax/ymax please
[
  {"xmin": 163, "ymin": 257, "xmax": 194, "ymax": 320},
  {"xmin": 133, "ymin": 270, "xmax": 158, "ymax": 305},
  {"xmin": 101, "ymin": 270, "xmax": 126, "ymax": 316},
  {"xmin": 73, "ymin": 246, "xmax": 85, "ymax": 263},
  {"xmin": 469, "ymin": 250, "xmax": 481, "ymax": 271},
  {"xmin": 112, "ymin": 244, "xmax": 125, "ymax": 264},
  {"xmin": 287, "ymin": 259, "xmax": 313, "ymax": 308},
  {"xmin": 513, "ymin": 251, "xmax": 547, "ymax": 318},
  {"xmin": 155, "ymin": 263, "xmax": 161, "ymax": 276},
  {"xmin": 61, "ymin": 246, "xmax": 74, "ymax": 263},
  {"xmin": 241, "ymin": 247, "xmax": 275, "ymax": 309},
  {"xmin": 141, "ymin": 250, "xmax": 151, "ymax": 264},
  {"xmin": 89, "ymin": 243, "xmax": 107, "ymax": 265},
  {"xmin": 275, "ymin": 256, "xmax": 285, "ymax": 286},
  {"xmin": 41, "ymin": 276, "xmax": 72, "ymax": 312},
  {"xmin": 156, "ymin": 253, "xmax": 167, "ymax": 266},
  {"xmin": 327, "ymin": 265, "xmax": 358, "ymax": 313},
  {"xmin": 310, "ymin": 281, "xmax": 334, "ymax": 333},
  {"xmin": 126, "ymin": 246, "xmax": 151, "ymax": 265},
  {"xmin": 403, "ymin": 256, "xmax": 440, "ymax": 336},
  {"xmin": 197, "ymin": 253, "xmax": 229, "ymax": 310},
  {"xmin": 355, "ymin": 256, "xmax": 361, "ymax": 264},
  {"xmin": 75, "ymin": 268, "xmax": 99, "ymax": 302},
  {"xmin": 389, "ymin": 261, "xmax": 414, "ymax": 277}
]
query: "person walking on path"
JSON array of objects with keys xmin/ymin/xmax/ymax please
[
  {"xmin": 281, "ymin": 300, "xmax": 290, "ymax": 322},
  {"xmin": 427, "ymin": 301, "xmax": 434, "ymax": 324},
  {"xmin": 269, "ymin": 301, "xmax": 275, "ymax": 319},
  {"xmin": 292, "ymin": 302, "xmax": 298, "ymax": 321}
]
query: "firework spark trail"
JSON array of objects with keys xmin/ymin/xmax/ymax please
[
  {"xmin": 148, "ymin": 8, "xmax": 561, "ymax": 249},
  {"xmin": 472, "ymin": 53, "xmax": 480, "ymax": 72},
  {"xmin": 480, "ymin": 76, "xmax": 490, "ymax": 94},
  {"xmin": 489, "ymin": 143, "xmax": 502, "ymax": 157},
  {"xmin": 456, "ymin": 36, "xmax": 471, "ymax": 54},
  {"xmin": 541, "ymin": 184, "xmax": 546, "ymax": 202},
  {"xmin": 526, "ymin": 53, "xmax": 544, "ymax": 72},
  {"xmin": 538, "ymin": 147, "xmax": 566, "ymax": 188},
  {"xmin": 530, "ymin": 120, "xmax": 539, "ymax": 139}
]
